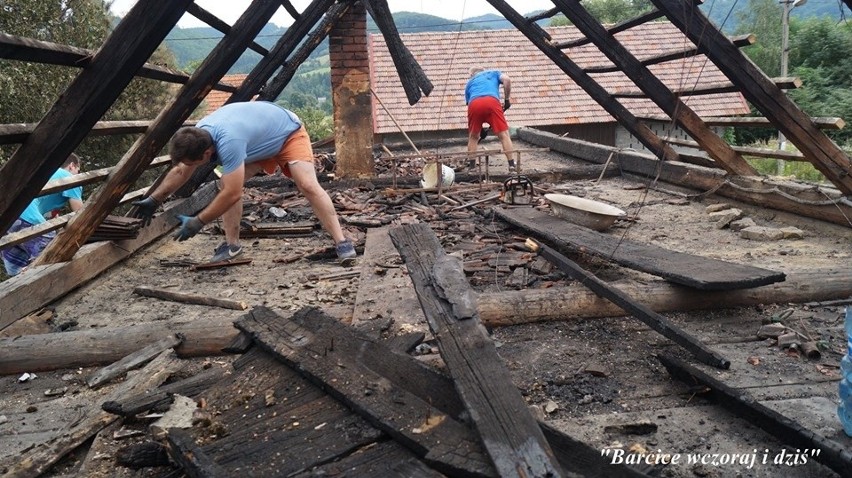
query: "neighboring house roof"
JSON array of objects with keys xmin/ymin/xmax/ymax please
[
  {"xmin": 368, "ymin": 22, "xmax": 751, "ymax": 135},
  {"xmin": 201, "ymin": 74, "xmax": 248, "ymax": 115}
]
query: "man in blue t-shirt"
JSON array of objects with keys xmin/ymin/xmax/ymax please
[
  {"xmin": 132, "ymin": 101, "xmax": 355, "ymax": 264},
  {"xmin": 1, "ymin": 154, "xmax": 84, "ymax": 276},
  {"xmin": 465, "ymin": 67, "xmax": 516, "ymax": 172}
]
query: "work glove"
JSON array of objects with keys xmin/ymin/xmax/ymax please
[
  {"xmin": 503, "ymin": 99, "xmax": 511, "ymax": 111},
  {"xmin": 172, "ymin": 215, "xmax": 205, "ymax": 242},
  {"xmin": 131, "ymin": 196, "xmax": 161, "ymax": 227},
  {"xmin": 479, "ymin": 128, "xmax": 489, "ymax": 142}
]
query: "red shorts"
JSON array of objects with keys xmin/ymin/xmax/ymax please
[
  {"xmin": 255, "ymin": 125, "xmax": 314, "ymax": 178},
  {"xmin": 467, "ymin": 96, "xmax": 509, "ymax": 135}
]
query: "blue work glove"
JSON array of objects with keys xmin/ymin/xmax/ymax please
[
  {"xmin": 131, "ymin": 196, "xmax": 161, "ymax": 227},
  {"xmin": 172, "ymin": 215, "xmax": 205, "ymax": 242},
  {"xmin": 502, "ymin": 99, "xmax": 511, "ymax": 111}
]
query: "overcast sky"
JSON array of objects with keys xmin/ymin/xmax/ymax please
[{"xmin": 109, "ymin": 0, "xmax": 557, "ymax": 28}]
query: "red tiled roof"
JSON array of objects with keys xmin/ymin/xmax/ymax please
[
  {"xmin": 368, "ymin": 22, "xmax": 750, "ymax": 134},
  {"xmin": 201, "ymin": 74, "xmax": 249, "ymax": 115}
]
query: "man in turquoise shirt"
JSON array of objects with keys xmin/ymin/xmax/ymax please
[{"xmin": 1, "ymin": 154, "xmax": 84, "ymax": 276}]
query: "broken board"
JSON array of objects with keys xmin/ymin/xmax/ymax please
[{"xmin": 494, "ymin": 206, "xmax": 785, "ymax": 290}]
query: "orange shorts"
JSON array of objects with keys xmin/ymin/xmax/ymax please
[{"xmin": 256, "ymin": 125, "xmax": 314, "ymax": 177}]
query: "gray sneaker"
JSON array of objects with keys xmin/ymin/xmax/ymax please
[
  {"xmin": 211, "ymin": 242, "xmax": 242, "ymax": 263},
  {"xmin": 336, "ymin": 239, "xmax": 356, "ymax": 260}
]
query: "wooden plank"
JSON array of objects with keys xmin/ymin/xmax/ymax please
[
  {"xmin": 0, "ymin": 182, "xmax": 216, "ymax": 329},
  {"xmin": 388, "ymin": 224, "xmax": 562, "ymax": 478},
  {"xmin": 86, "ymin": 334, "xmax": 184, "ymax": 388},
  {"xmin": 34, "ymin": 0, "xmax": 282, "ymax": 265},
  {"xmin": 133, "ymin": 286, "xmax": 249, "ymax": 310},
  {"xmin": 235, "ymin": 307, "xmax": 498, "ymax": 478},
  {"xmin": 0, "ymin": 314, "xmax": 238, "ymax": 375},
  {"xmin": 192, "ymin": 349, "xmax": 389, "ymax": 476},
  {"xmin": 289, "ymin": 305, "xmax": 648, "ymax": 478},
  {"xmin": 37, "ymin": 156, "xmax": 171, "ymax": 196},
  {"xmin": 290, "ymin": 440, "xmax": 447, "ymax": 478},
  {"xmin": 553, "ymin": 0, "xmax": 755, "ymax": 176},
  {"xmin": 494, "ymin": 206, "xmax": 785, "ymax": 290},
  {"xmin": 0, "ymin": 0, "xmax": 193, "ymax": 234},
  {"xmin": 351, "ymin": 227, "xmax": 428, "ymax": 338},
  {"xmin": 662, "ymin": 136, "xmax": 808, "ymax": 161},
  {"xmin": 185, "ymin": 3, "xmax": 268, "ymax": 55},
  {"xmin": 554, "ymin": 9, "xmax": 666, "ymax": 49},
  {"xmin": 659, "ymin": 354, "xmax": 852, "ymax": 476},
  {"xmin": 0, "ymin": 309, "xmax": 53, "ymax": 337},
  {"xmin": 611, "ymin": 77, "xmax": 801, "ymax": 98},
  {"xmin": 519, "ymin": 128, "xmax": 852, "ymax": 227},
  {"xmin": 165, "ymin": 428, "xmax": 228, "ymax": 478},
  {"xmin": 102, "ymin": 366, "xmax": 225, "ymax": 417},
  {"xmin": 649, "ymin": 0, "xmax": 852, "ymax": 194},
  {"xmin": 530, "ymin": 239, "xmax": 730, "ymax": 369},
  {"xmin": 4, "ymin": 349, "xmax": 180, "ymax": 478},
  {"xmin": 487, "ymin": 0, "xmax": 681, "ymax": 164}
]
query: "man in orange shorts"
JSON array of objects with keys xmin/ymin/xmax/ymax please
[
  {"xmin": 465, "ymin": 67, "xmax": 515, "ymax": 172},
  {"xmin": 132, "ymin": 101, "xmax": 355, "ymax": 263}
]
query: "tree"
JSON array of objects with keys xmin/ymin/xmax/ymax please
[{"xmin": 0, "ymin": 0, "xmax": 176, "ymax": 170}]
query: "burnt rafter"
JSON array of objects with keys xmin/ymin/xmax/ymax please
[
  {"xmin": 186, "ymin": 3, "xmax": 269, "ymax": 56},
  {"xmin": 485, "ymin": 0, "xmax": 681, "ymax": 163},
  {"xmin": 364, "ymin": 0, "xmax": 433, "ymax": 105},
  {"xmin": 554, "ymin": 9, "xmax": 665, "ymax": 49},
  {"xmin": 34, "ymin": 0, "xmax": 282, "ymax": 265},
  {"xmin": 649, "ymin": 0, "xmax": 852, "ymax": 193},
  {"xmin": 0, "ymin": 0, "xmax": 193, "ymax": 234},
  {"xmin": 553, "ymin": 0, "xmax": 756, "ymax": 176}
]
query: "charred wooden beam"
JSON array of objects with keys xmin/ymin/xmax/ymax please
[
  {"xmin": 365, "ymin": 0, "xmax": 434, "ymax": 105},
  {"xmin": 185, "ymin": 3, "xmax": 269, "ymax": 56},
  {"xmin": 389, "ymin": 223, "xmax": 562, "ymax": 477},
  {"xmin": 529, "ymin": 238, "xmax": 730, "ymax": 369},
  {"xmin": 485, "ymin": 0, "xmax": 681, "ymax": 163},
  {"xmin": 34, "ymin": 0, "xmax": 281, "ymax": 265},
  {"xmin": 235, "ymin": 307, "xmax": 498, "ymax": 478},
  {"xmin": 611, "ymin": 77, "xmax": 801, "ymax": 98},
  {"xmin": 165, "ymin": 428, "xmax": 229, "ymax": 478},
  {"xmin": 649, "ymin": 0, "xmax": 852, "ymax": 193},
  {"xmin": 554, "ymin": 9, "xmax": 664, "ymax": 49},
  {"xmin": 659, "ymin": 354, "xmax": 852, "ymax": 476},
  {"xmin": 553, "ymin": 0, "xmax": 756, "ymax": 176},
  {"xmin": 278, "ymin": 305, "xmax": 650, "ymax": 478},
  {"xmin": 103, "ymin": 367, "xmax": 225, "ymax": 416},
  {"xmin": 0, "ymin": 33, "xmax": 237, "ymax": 92},
  {"xmin": 526, "ymin": 7, "xmax": 561, "ymax": 22},
  {"xmin": 260, "ymin": 1, "xmax": 350, "ymax": 101},
  {"xmin": 0, "ymin": 0, "xmax": 193, "ymax": 234},
  {"xmin": 279, "ymin": 0, "xmax": 301, "ymax": 20},
  {"xmin": 585, "ymin": 34, "xmax": 755, "ymax": 74}
]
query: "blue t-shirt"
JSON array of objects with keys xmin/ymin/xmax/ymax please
[
  {"xmin": 198, "ymin": 101, "xmax": 302, "ymax": 174},
  {"xmin": 465, "ymin": 70, "xmax": 502, "ymax": 104},
  {"xmin": 19, "ymin": 201, "xmax": 46, "ymax": 226},
  {"xmin": 37, "ymin": 168, "xmax": 82, "ymax": 217}
]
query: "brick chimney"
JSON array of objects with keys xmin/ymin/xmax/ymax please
[{"xmin": 329, "ymin": 0, "xmax": 374, "ymax": 178}]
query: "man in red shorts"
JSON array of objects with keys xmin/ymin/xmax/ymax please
[
  {"xmin": 132, "ymin": 101, "xmax": 355, "ymax": 263},
  {"xmin": 465, "ymin": 67, "xmax": 515, "ymax": 172}
]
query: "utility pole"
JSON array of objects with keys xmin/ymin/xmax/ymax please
[{"xmin": 777, "ymin": 0, "xmax": 806, "ymax": 175}]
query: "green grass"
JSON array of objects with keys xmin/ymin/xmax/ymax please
[{"xmin": 746, "ymin": 156, "xmax": 827, "ymax": 183}]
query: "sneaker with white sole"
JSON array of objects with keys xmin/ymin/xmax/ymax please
[
  {"xmin": 211, "ymin": 242, "xmax": 243, "ymax": 263},
  {"xmin": 336, "ymin": 239, "xmax": 356, "ymax": 260}
]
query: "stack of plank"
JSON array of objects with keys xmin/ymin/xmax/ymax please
[{"xmin": 86, "ymin": 215, "xmax": 144, "ymax": 243}]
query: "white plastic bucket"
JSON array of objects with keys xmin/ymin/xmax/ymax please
[{"xmin": 420, "ymin": 163, "xmax": 455, "ymax": 188}]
